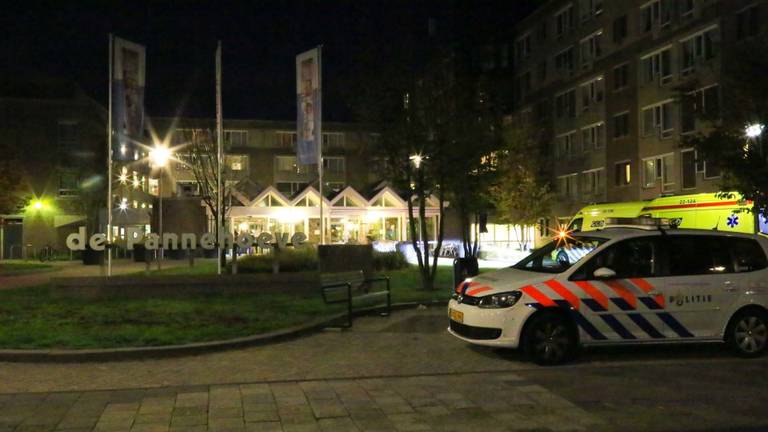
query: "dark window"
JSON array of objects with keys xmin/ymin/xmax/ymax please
[
  {"xmin": 613, "ymin": 15, "xmax": 628, "ymax": 43},
  {"xmin": 537, "ymin": 21, "xmax": 547, "ymax": 41},
  {"xmin": 574, "ymin": 237, "xmax": 658, "ymax": 280},
  {"xmin": 555, "ymin": 90, "xmax": 576, "ymax": 119},
  {"xmin": 568, "ymin": 217, "xmax": 584, "ymax": 232},
  {"xmin": 666, "ymin": 236, "xmax": 733, "ymax": 276},
  {"xmin": 555, "ymin": 47, "xmax": 574, "ymax": 74},
  {"xmin": 680, "ymin": 0, "xmax": 694, "ymax": 18},
  {"xmin": 58, "ymin": 172, "xmax": 79, "ymax": 197},
  {"xmin": 703, "ymin": 85, "xmax": 720, "ymax": 116},
  {"xmin": 737, "ymin": 5, "xmax": 761, "ymax": 41},
  {"xmin": 682, "ymin": 150, "xmax": 696, "ymax": 189},
  {"xmin": 704, "ymin": 158, "xmax": 721, "ymax": 179},
  {"xmin": 613, "ymin": 113, "xmax": 629, "ymax": 138},
  {"xmin": 613, "ymin": 64, "xmax": 628, "ymax": 90},
  {"xmin": 615, "ymin": 161, "xmax": 631, "ymax": 186},
  {"xmin": 729, "ymin": 238, "xmax": 768, "ymax": 272},
  {"xmin": 682, "ymin": 93, "xmax": 696, "ymax": 133}
]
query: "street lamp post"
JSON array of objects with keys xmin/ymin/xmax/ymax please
[{"xmin": 149, "ymin": 145, "xmax": 171, "ymax": 270}]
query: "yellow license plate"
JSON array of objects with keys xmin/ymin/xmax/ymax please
[{"xmin": 449, "ymin": 308, "xmax": 463, "ymax": 323}]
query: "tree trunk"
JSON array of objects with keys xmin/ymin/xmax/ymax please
[
  {"xmin": 417, "ymin": 167, "xmax": 433, "ymax": 291},
  {"xmin": 429, "ymin": 185, "xmax": 446, "ymax": 285},
  {"xmin": 407, "ymin": 170, "xmax": 425, "ymax": 285}
]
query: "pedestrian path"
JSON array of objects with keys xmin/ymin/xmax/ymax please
[
  {"xmin": 0, "ymin": 371, "xmax": 602, "ymax": 432},
  {"xmin": 0, "ymin": 259, "xmax": 208, "ymax": 290}
]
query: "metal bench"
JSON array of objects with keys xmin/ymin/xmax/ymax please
[{"xmin": 320, "ymin": 270, "xmax": 391, "ymax": 328}]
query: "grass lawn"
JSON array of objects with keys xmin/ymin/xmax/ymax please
[
  {"xmin": 0, "ymin": 261, "xmax": 54, "ymax": 276},
  {"xmin": 143, "ymin": 262, "xmax": 459, "ymax": 303},
  {"xmin": 0, "ymin": 285, "xmax": 342, "ymax": 349},
  {"xmin": 0, "ymin": 264, "xmax": 487, "ymax": 350}
]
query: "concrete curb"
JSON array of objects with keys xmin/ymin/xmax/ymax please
[{"xmin": 0, "ymin": 300, "xmax": 449, "ymax": 363}]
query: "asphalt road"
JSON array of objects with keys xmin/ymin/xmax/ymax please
[{"xmin": 0, "ymin": 307, "xmax": 766, "ymax": 431}]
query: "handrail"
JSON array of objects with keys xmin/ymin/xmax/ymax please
[{"xmin": 320, "ymin": 282, "xmax": 353, "ymax": 328}]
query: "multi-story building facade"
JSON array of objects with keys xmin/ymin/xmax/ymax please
[
  {"xmin": 150, "ymin": 118, "xmax": 443, "ymax": 247},
  {"xmin": 512, "ymin": 0, "xmax": 766, "ymax": 223},
  {"xmin": 0, "ymin": 77, "xmax": 153, "ymax": 258}
]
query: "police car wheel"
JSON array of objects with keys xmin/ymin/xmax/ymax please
[
  {"xmin": 523, "ymin": 313, "xmax": 577, "ymax": 366},
  {"xmin": 728, "ymin": 310, "xmax": 768, "ymax": 358}
]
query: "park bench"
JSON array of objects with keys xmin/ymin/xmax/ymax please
[{"xmin": 320, "ymin": 270, "xmax": 391, "ymax": 328}]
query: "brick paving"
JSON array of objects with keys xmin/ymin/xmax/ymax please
[
  {"xmin": 1, "ymin": 306, "xmax": 766, "ymax": 431},
  {"xmin": 0, "ymin": 372, "xmax": 604, "ymax": 432}
]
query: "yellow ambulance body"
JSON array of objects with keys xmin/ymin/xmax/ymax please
[{"xmin": 569, "ymin": 193, "xmax": 763, "ymax": 234}]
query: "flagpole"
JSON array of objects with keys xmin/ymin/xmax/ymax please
[
  {"xmin": 318, "ymin": 45, "xmax": 324, "ymax": 245},
  {"xmin": 107, "ymin": 33, "xmax": 113, "ymax": 277},
  {"xmin": 216, "ymin": 40, "xmax": 223, "ymax": 275}
]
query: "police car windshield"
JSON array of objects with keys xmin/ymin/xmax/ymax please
[{"xmin": 513, "ymin": 235, "xmax": 607, "ymax": 274}]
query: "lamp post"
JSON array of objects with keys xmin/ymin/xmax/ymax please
[{"xmin": 149, "ymin": 144, "xmax": 171, "ymax": 269}]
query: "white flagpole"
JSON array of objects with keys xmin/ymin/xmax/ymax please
[
  {"xmin": 107, "ymin": 34, "xmax": 114, "ymax": 277},
  {"xmin": 216, "ymin": 41, "xmax": 223, "ymax": 275},
  {"xmin": 318, "ymin": 45, "xmax": 324, "ymax": 245}
]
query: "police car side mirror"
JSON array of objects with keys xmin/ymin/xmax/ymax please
[{"xmin": 593, "ymin": 267, "xmax": 616, "ymax": 279}]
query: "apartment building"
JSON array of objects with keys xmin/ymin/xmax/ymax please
[
  {"xmin": 151, "ymin": 118, "xmax": 383, "ymax": 199},
  {"xmin": 512, "ymin": 0, "xmax": 766, "ymax": 222},
  {"xmin": 148, "ymin": 118, "xmax": 447, "ymax": 246},
  {"xmin": 0, "ymin": 77, "xmax": 153, "ymax": 258}
]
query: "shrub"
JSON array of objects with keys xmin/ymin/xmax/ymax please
[
  {"xmin": 372, "ymin": 250, "xmax": 408, "ymax": 271},
  {"xmin": 233, "ymin": 246, "xmax": 318, "ymax": 273}
]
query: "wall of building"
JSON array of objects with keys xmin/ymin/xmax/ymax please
[
  {"xmin": 0, "ymin": 84, "xmax": 108, "ymax": 256},
  {"xmin": 511, "ymin": 0, "xmax": 765, "ymax": 220}
]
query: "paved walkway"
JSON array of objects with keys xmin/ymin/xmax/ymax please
[
  {"xmin": 0, "ymin": 308, "xmax": 766, "ymax": 431},
  {"xmin": 0, "ymin": 372, "xmax": 604, "ymax": 432},
  {"xmin": 0, "ymin": 259, "xmax": 207, "ymax": 290}
]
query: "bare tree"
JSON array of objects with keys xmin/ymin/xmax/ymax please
[{"xmin": 183, "ymin": 129, "xmax": 235, "ymax": 263}]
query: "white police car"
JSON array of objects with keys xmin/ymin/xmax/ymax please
[{"xmin": 448, "ymin": 221, "xmax": 768, "ymax": 365}]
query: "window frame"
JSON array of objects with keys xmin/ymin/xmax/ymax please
[
  {"xmin": 614, "ymin": 160, "xmax": 632, "ymax": 186},
  {"xmin": 613, "ymin": 111, "xmax": 630, "ymax": 138},
  {"xmin": 223, "ymin": 130, "xmax": 248, "ymax": 148},
  {"xmin": 642, "ymin": 152, "xmax": 674, "ymax": 190}
]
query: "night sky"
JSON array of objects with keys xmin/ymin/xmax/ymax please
[{"xmin": 3, "ymin": 1, "xmax": 536, "ymax": 121}]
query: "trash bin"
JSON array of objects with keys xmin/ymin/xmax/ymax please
[
  {"xmin": 81, "ymin": 245, "xmax": 104, "ymax": 265},
  {"xmin": 453, "ymin": 256, "xmax": 479, "ymax": 292},
  {"xmin": 133, "ymin": 244, "xmax": 147, "ymax": 262}
]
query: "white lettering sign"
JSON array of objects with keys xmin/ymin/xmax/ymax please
[{"xmin": 65, "ymin": 229, "xmax": 307, "ymax": 251}]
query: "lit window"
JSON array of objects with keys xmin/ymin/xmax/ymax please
[{"xmin": 642, "ymin": 154, "xmax": 674, "ymax": 191}]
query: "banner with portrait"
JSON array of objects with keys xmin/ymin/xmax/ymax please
[
  {"xmin": 296, "ymin": 48, "xmax": 321, "ymax": 165},
  {"xmin": 112, "ymin": 37, "xmax": 146, "ymax": 161}
]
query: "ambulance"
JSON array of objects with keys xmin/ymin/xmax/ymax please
[
  {"xmin": 448, "ymin": 218, "xmax": 768, "ymax": 365},
  {"xmin": 568, "ymin": 193, "xmax": 768, "ymax": 235}
]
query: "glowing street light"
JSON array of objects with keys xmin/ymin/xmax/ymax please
[
  {"xmin": 745, "ymin": 123, "xmax": 764, "ymax": 139},
  {"xmin": 32, "ymin": 200, "xmax": 44, "ymax": 210},
  {"xmin": 409, "ymin": 153, "xmax": 424, "ymax": 169},
  {"xmin": 149, "ymin": 145, "xmax": 171, "ymax": 168}
]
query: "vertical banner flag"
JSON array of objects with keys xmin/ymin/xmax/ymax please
[
  {"xmin": 296, "ymin": 48, "xmax": 321, "ymax": 165},
  {"xmin": 112, "ymin": 37, "xmax": 146, "ymax": 162}
]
